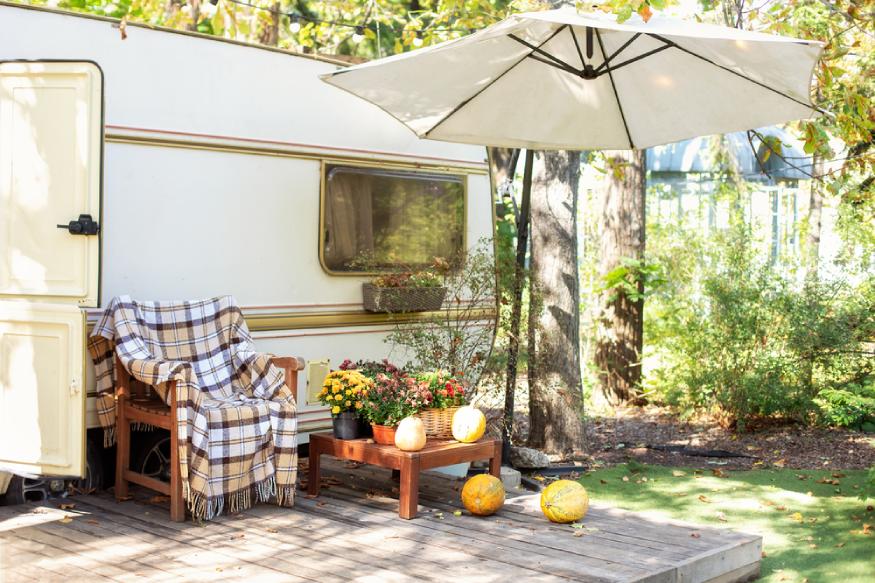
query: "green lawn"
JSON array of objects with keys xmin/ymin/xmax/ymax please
[{"xmin": 577, "ymin": 464, "xmax": 874, "ymax": 582}]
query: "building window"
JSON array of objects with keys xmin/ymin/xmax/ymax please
[{"xmin": 321, "ymin": 165, "xmax": 465, "ymax": 273}]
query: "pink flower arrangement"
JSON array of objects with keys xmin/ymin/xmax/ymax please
[{"xmin": 416, "ymin": 371, "xmax": 467, "ymax": 409}]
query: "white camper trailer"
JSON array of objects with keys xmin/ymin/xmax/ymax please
[{"xmin": 0, "ymin": 3, "xmax": 495, "ymax": 501}]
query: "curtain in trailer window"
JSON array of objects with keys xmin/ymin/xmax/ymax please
[{"xmin": 323, "ymin": 166, "xmax": 464, "ymax": 272}]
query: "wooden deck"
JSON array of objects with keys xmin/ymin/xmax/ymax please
[{"xmin": 0, "ymin": 458, "xmax": 762, "ymax": 582}]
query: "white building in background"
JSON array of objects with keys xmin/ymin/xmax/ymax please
[{"xmin": 646, "ymin": 128, "xmax": 813, "ymax": 266}]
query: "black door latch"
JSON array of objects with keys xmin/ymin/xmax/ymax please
[{"xmin": 57, "ymin": 214, "xmax": 100, "ymax": 236}]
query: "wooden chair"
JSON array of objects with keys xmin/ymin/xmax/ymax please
[{"xmin": 114, "ymin": 355, "xmax": 305, "ymax": 521}]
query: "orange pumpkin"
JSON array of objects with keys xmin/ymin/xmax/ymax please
[{"xmin": 461, "ymin": 474, "xmax": 505, "ymax": 516}]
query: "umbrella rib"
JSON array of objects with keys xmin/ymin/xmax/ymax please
[
  {"xmin": 595, "ymin": 33, "xmax": 642, "ymax": 75},
  {"xmin": 595, "ymin": 28, "xmax": 635, "ymax": 149},
  {"xmin": 424, "ymin": 25, "xmax": 570, "ymax": 139},
  {"xmin": 569, "ymin": 26, "xmax": 586, "ymax": 70},
  {"xmin": 600, "ymin": 44, "xmax": 673, "ymax": 75},
  {"xmin": 508, "ymin": 32, "xmax": 582, "ymax": 76},
  {"xmin": 645, "ymin": 33, "xmax": 819, "ymax": 112}
]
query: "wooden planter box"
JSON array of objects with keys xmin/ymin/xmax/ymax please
[{"xmin": 362, "ymin": 283, "xmax": 446, "ymax": 313}]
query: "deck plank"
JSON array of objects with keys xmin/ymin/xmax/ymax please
[{"xmin": 0, "ymin": 457, "xmax": 761, "ymax": 583}]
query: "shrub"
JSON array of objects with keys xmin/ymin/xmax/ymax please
[
  {"xmin": 647, "ymin": 223, "xmax": 875, "ymax": 430},
  {"xmin": 814, "ymin": 381, "xmax": 875, "ymax": 429}
]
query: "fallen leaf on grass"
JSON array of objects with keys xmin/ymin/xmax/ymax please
[
  {"xmin": 790, "ymin": 512, "xmax": 804, "ymax": 523},
  {"xmin": 773, "ymin": 459, "xmax": 786, "ymax": 468},
  {"xmin": 863, "ymin": 524, "xmax": 872, "ymax": 535},
  {"xmin": 58, "ymin": 503, "xmax": 76, "ymax": 510},
  {"xmin": 776, "ymin": 505, "xmax": 787, "ymax": 511},
  {"xmin": 697, "ymin": 495, "xmax": 711, "ymax": 503},
  {"xmin": 621, "ymin": 476, "xmax": 630, "ymax": 482},
  {"xmin": 835, "ymin": 542, "xmax": 845, "ymax": 548},
  {"xmin": 672, "ymin": 470, "xmax": 686, "ymax": 477},
  {"xmin": 711, "ymin": 469, "xmax": 728, "ymax": 478},
  {"xmin": 599, "ymin": 479, "xmax": 608, "ymax": 485},
  {"xmin": 715, "ymin": 512, "xmax": 727, "ymax": 522}
]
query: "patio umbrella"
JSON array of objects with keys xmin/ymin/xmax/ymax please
[
  {"xmin": 321, "ymin": 7, "xmax": 824, "ymax": 458},
  {"xmin": 321, "ymin": 8, "xmax": 823, "ymax": 150}
]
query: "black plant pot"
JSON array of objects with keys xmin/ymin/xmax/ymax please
[{"xmin": 333, "ymin": 412, "xmax": 366, "ymax": 440}]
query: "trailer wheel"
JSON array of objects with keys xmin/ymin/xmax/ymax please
[
  {"xmin": 132, "ymin": 431, "xmax": 172, "ymax": 483},
  {"xmin": 0, "ymin": 475, "xmax": 49, "ymax": 506},
  {"xmin": 72, "ymin": 437, "xmax": 106, "ymax": 493}
]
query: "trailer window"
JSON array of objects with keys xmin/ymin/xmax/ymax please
[{"xmin": 322, "ymin": 165, "xmax": 465, "ymax": 273}]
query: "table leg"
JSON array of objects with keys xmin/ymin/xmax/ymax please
[
  {"xmin": 308, "ymin": 440, "xmax": 321, "ymax": 497},
  {"xmin": 399, "ymin": 457, "xmax": 420, "ymax": 519},
  {"xmin": 489, "ymin": 440, "xmax": 502, "ymax": 477}
]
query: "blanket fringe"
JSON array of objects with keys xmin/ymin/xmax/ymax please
[
  {"xmin": 276, "ymin": 485, "xmax": 296, "ymax": 508},
  {"xmin": 185, "ymin": 476, "xmax": 288, "ymax": 522},
  {"xmin": 103, "ymin": 422, "xmax": 158, "ymax": 448},
  {"xmin": 103, "ymin": 427, "xmax": 116, "ymax": 448}
]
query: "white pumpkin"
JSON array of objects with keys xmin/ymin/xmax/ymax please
[
  {"xmin": 452, "ymin": 406, "xmax": 486, "ymax": 443},
  {"xmin": 395, "ymin": 416, "xmax": 427, "ymax": 451}
]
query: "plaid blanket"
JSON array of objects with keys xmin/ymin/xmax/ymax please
[{"xmin": 88, "ymin": 296, "xmax": 297, "ymax": 521}]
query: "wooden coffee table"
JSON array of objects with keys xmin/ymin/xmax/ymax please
[{"xmin": 307, "ymin": 432, "xmax": 502, "ymax": 519}]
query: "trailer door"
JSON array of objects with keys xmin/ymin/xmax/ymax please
[{"xmin": 0, "ymin": 62, "xmax": 102, "ymax": 478}]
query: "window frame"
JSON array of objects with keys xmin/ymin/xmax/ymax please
[{"xmin": 318, "ymin": 160, "xmax": 468, "ymax": 276}]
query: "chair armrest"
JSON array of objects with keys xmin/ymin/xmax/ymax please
[
  {"xmin": 270, "ymin": 356, "xmax": 305, "ymax": 372},
  {"xmin": 270, "ymin": 356, "xmax": 306, "ymax": 396}
]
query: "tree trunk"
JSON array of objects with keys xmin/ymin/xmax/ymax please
[
  {"xmin": 805, "ymin": 153, "xmax": 825, "ymax": 278},
  {"xmin": 259, "ymin": 2, "xmax": 281, "ymax": 47},
  {"xmin": 501, "ymin": 150, "xmax": 532, "ymax": 461},
  {"xmin": 595, "ymin": 150, "xmax": 646, "ymax": 405},
  {"xmin": 527, "ymin": 151, "xmax": 586, "ymax": 457}
]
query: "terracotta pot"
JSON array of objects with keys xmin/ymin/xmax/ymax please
[{"xmin": 371, "ymin": 423, "xmax": 397, "ymax": 445}]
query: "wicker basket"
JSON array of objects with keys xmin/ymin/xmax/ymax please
[
  {"xmin": 362, "ymin": 283, "xmax": 447, "ymax": 313},
  {"xmin": 419, "ymin": 406, "xmax": 461, "ymax": 439}
]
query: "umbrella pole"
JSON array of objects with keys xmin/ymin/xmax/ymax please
[{"xmin": 502, "ymin": 149, "xmax": 534, "ymax": 465}]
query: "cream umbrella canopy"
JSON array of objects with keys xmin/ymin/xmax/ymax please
[{"xmin": 321, "ymin": 8, "xmax": 824, "ymax": 150}]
